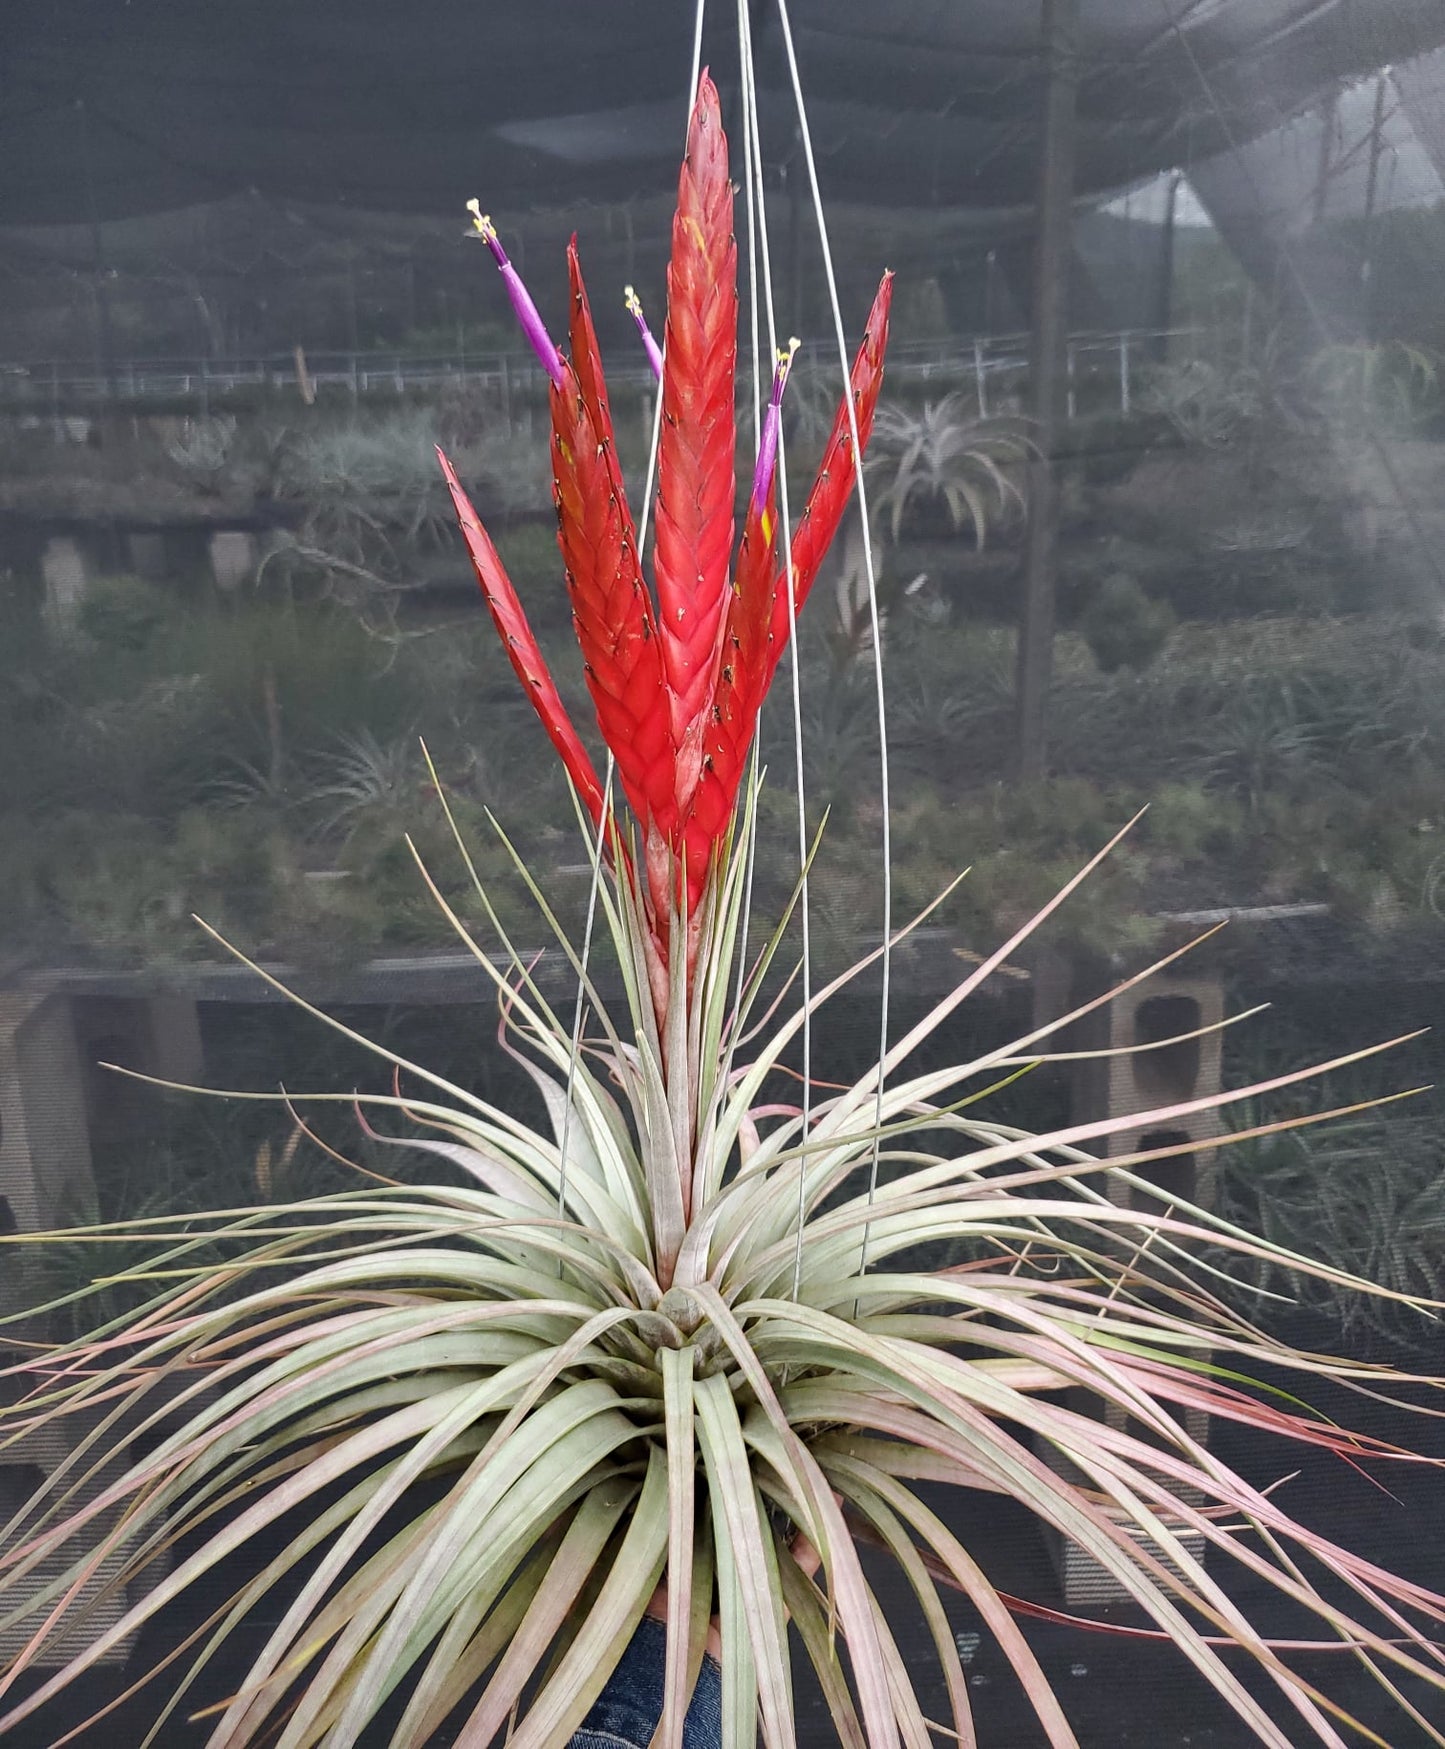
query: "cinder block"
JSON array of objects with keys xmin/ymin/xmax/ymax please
[
  {"xmin": 0, "ymin": 991, "xmax": 97, "ymax": 1249},
  {"xmin": 0, "ymin": 1420, "xmax": 149, "ymax": 1665},
  {"xmin": 1037, "ymin": 1417, "xmax": 1210, "ymax": 1608},
  {"xmin": 1073, "ymin": 973, "xmax": 1226, "ymax": 1215},
  {"xmin": 1043, "ymin": 969, "xmax": 1226, "ymax": 1607}
]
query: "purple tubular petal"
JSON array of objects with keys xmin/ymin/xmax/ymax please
[
  {"xmin": 625, "ymin": 286, "xmax": 664, "ymax": 381},
  {"xmin": 470, "ymin": 207, "xmax": 563, "ymax": 387},
  {"xmin": 750, "ymin": 339, "xmax": 799, "ymax": 514}
]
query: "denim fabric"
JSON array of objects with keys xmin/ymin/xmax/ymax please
[{"xmin": 570, "ymin": 1617, "xmax": 722, "ymax": 1749}]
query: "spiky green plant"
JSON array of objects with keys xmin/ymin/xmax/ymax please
[
  {"xmin": 4, "ymin": 72, "xmax": 1445, "ymax": 1749},
  {"xmin": 865, "ymin": 392, "xmax": 1030, "ymax": 548}
]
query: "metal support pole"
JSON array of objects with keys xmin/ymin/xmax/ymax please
[
  {"xmin": 1155, "ymin": 169, "xmax": 1181, "ymax": 363},
  {"xmin": 974, "ymin": 338, "xmax": 989, "ymax": 418},
  {"xmin": 1361, "ymin": 72, "xmax": 1389, "ymax": 342},
  {"xmin": 1014, "ymin": 0, "xmax": 1079, "ymax": 782},
  {"xmin": 76, "ymin": 99, "xmax": 118, "ymax": 401}
]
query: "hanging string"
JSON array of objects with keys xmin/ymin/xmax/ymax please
[
  {"xmin": 735, "ymin": 0, "xmax": 814, "ymax": 1301},
  {"xmin": 773, "ymin": 0, "xmax": 894, "ymax": 1272}
]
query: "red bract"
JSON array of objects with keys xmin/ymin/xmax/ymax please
[{"xmin": 440, "ymin": 72, "xmax": 892, "ymax": 962}]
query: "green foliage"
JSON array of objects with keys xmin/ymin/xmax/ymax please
[
  {"xmin": 1080, "ymin": 574, "xmax": 1176, "ymax": 673},
  {"xmin": 1139, "ymin": 353, "xmax": 1280, "ymax": 450},
  {"xmin": 1305, "ymin": 339, "xmax": 1442, "ymax": 435},
  {"xmin": 76, "ymin": 573, "xmax": 170, "ymax": 650}
]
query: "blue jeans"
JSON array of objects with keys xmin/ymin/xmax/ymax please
[{"xmin": 570, "ymin": 1617, "xmax": 722, "ymax": 1749}]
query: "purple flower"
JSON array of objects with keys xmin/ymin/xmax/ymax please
[
  {"xmin": 467, "ymin": 201, "xmax": 563, "ymax": 388},
  {"xmin": 750, "ymin": 338, "xmax": 799, "ymax": 514},
  {"xmin": 624, "ymin": 285, "xmax": 664, "ymax": 381}
]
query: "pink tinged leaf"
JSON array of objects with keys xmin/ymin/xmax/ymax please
[
  {"xmin": 451, "ymin": 1480, "xmax": 634, "ymax": 1749},
  {"xmin": 693, "ymin": 1373, "xmax": 796, "ymax": 1749},
  {"xmin": 692, "ymin": 1287, "xmax": 900, "ymax": 1749},
  {"xmin": 831, "ymin": 1456, "xmax": 1074, "ymax": 1749},
  {"xmin": 500, "ymin": 1446, "xmax": 671, "ymax": 1749},
  {"xmin": 775, "ymin": 1551, "xmax": 868, "ymax": 1749},
  {"xmin": 653, "ymin": 1346, "xmax": 697, "ymax": 1749},
  {"xmin": 833, "ymin": 1478, "xmax": 977, "ymax": 1749}
]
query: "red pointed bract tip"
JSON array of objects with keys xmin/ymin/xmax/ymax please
[
  {"xmin": 436, "ymin": 446, "xmax": 607, "ymax": 830},
  {"xmin": 653, "ymin": 70, "xmax": 738, "ymax": 790}
]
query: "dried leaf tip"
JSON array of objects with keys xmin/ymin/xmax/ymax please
[
  {"xmin": 467, "ymin": 198, "xmax": 564, "ymax": 388},
  {"xmin": 624, "ymin": 284, "xmax": 664, "ymax": 381}
]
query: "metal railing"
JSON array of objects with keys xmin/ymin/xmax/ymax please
[{"xmin": 0, "ymin": 329, "xmax": 1190, "ymax": 417}]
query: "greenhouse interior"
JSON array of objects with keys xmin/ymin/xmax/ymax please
[{"xmin": 5, "ymin": 1, "xmax": 1445, "ymax": 1744}]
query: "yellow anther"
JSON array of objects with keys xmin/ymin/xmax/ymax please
[
  {"xmin": 624, "ymin": 284, "xmax": 643, "ymax": 318},
  {"xmin": 465, "ymin": 199, "xmax": 496, "ymax": 242}
]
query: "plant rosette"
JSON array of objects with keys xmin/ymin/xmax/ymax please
[{"xmin": 4, "ymin": 73, "xmax": 1445, "ymax": 1749}]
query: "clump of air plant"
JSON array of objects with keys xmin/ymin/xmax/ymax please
[{"xmin": 2, "ymin": 71, "xmax": 1445, "ymax": 1749}]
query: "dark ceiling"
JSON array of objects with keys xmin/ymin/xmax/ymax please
[{"xmin": 5, "ymin": 1, "xmax": 1445, "ymax": 228}]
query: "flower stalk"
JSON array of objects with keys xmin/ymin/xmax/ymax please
[
  {"xmin": 625, "ymin": 284, "xmax": 665, "ymax": 379},
  {"xmin": 467, "ymin": 199, "xmax": 564, "ymax": 386}
]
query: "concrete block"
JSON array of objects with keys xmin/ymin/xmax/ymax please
[
  {"xmin": 209, "ymin": 528, "xmax": 256, "ymax": 592},
  {"xmin": 40, "ymin": 536, "xmax": 88, "ymax": 633}
]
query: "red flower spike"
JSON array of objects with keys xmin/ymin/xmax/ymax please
[
  {"xmin": 447, "ymin": 74, "xmax": 892, "ymax": 981},
  {"xmin": 436, "ymin": 446, "xmax": 608, "ymax": 830},
  {"xmin": 683, "ymin": 272, "xmax": 894, "ymax": 872},
  {"xmin": 653, "ymin": 71, "xmax": 737, "ymax": 801},
  {"xmin": 548, "ymin": 360, "xmax": 674, "ymax": 840}
]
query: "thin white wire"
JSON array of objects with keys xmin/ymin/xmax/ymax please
[
  {"xmin": 735, "ymin": 0, "xmax": 814, "ymax": 1303},
  {"xmin": 556, "ymin": 0, "xmax": 708, "ymax": 1229},
  {"xmin": 773, "ymin": 0, "xmax": 893, "ymax": 1273},
  {"xmin": 728, "ymin": 0, "xmax": 767, "ymax": 1040}
]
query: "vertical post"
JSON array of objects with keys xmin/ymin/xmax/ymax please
[
  {"xmin": 75, "ymin": 99, "xmax": 118, "ymax": 401},
  {"xmin": 1155, "ymin": 170, "xmax": 1182, "ymax": 362},
  {"xmin": 1119, "ymin": 332, "xmax": 1131, "ymax": 414},
  {"xmin": 1014, "ymin": 0, "xmax": 1079, "ymax": 782},
  {"xmin": 1361, "ymin": 72, "xmax": 1389, "ymax": 342},
  {"xmin": 1066, "ymin": 342, "xmax": 1077, "ymax": 421},
  {"xmin": 973, "ymin": 338, "xmax": 989, "ymax": 418},
  {"xmin": 1312, "ymin": 86, "xmax": 1339, "ymax": 228}
]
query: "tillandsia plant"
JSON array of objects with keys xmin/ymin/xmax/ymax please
[{"xmin": 5, "ymin": 70, "xmax": 1445, "ymax": 1749}]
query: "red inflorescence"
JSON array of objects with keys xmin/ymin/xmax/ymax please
[{"xmin": 440, "ymin": 71, "xmax": 892, "ymax": 951}]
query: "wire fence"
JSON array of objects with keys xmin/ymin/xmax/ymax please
[{"xmin": 0, "ymin": 328, "xmax": 1192, "ymax": 419}]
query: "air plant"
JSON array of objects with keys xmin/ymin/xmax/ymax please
[
  {"xmin": 865, "ymin": 392, "xmax": 1030, "ymax": 548},
  {"xmin": 5, "ymin": 70, "xmax": 1445, "ymax": 1749}
]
